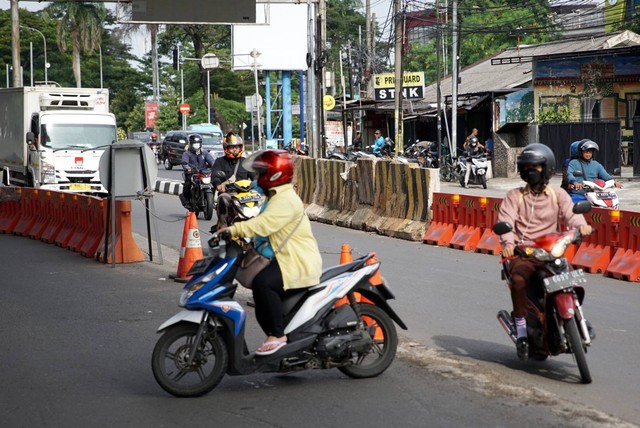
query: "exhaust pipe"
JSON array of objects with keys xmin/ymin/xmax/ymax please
[{"xmin": 497, "ymin": 310, "xmax": 517, "ymax": 344}]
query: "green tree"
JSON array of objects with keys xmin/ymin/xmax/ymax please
[{"xmin": 44, "ymin": 1, "xmax": 108, "ymax": 88}]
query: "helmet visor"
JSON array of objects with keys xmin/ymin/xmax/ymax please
[{"xmin": 243, "ymin": 150, "xmax": 265, "ymax": 173}]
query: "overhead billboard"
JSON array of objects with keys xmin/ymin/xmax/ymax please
[
  {"xmin": 131, "ymin": 0, "xmax": 256, "ymax": 24},
  {"xmin": 232, "ymin": 4, "xmax": 309, "ymax": 71}
]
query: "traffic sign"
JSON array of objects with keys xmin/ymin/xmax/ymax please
[{"xmin": 179, "ymin": 103, "xmax": 191, "ymax": 114}]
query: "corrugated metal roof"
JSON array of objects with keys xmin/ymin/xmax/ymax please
[{"xmin": 424, "ymin": 30, "xmax": 640, "ymax": 104}]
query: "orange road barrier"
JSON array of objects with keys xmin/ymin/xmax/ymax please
[
  {"xmin": 0, "ymin": 188, "xmax": 21, "ymax": 234},
  {"xmin": 55, "ymin": 194, "xmax": 81, "ymax": 248},
  {"xmin": 476, "ymin": 197, "xmax": 503, "ymax": 255},
  {"xmin": 13, "ymin": 188, "xmax": 39, "ymax": 236},
  {"xmin": 96, "ymin": 200, "xmax": 145, "ymax": 264},
  {"xmin": 27, "ymin": 190, "xmax": 54, "ymax": 241},
  {"xmin": 572, "ymin": 208, "xmax": 617, "ymax": 274},
  {"xmin": 449, "ymin": 195, "xmax": 483, "ymax": 251},
  {"xmin": 172, "ymin": 212, "xmax": 204, "ymax": 282},
  {"xmin": 79, "ymin": 198, "xmax": 107, "ymax": 258},
  {"xmin": 605, "ymin": 211, "xmax": 640, "ymax": 282},
  {"xmin": 340, "ymin": 243, "xmax": 353, "ymax": 264},
  {"xmin": 40, "ymin": 192, "xmax": 67, "ymax": 244},
  {"xmin": 423, "ymin": 193, "xmax": 459, "ymax": 246}
]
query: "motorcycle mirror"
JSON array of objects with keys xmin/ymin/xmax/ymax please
[
  {"xmin": 573, "ymin": 200, "xmax": 592, "ymax": 214},
  {"xmin": 492, "ymin": 221, "xmax": 512, "ymax": 235},
  {"xmin": 573, "ymin": 170, "xmax": 583, "ymax": 177}
]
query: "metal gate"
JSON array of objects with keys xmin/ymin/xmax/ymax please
[{"xmin": 538, "ymin": 121, "xmax": 621, "ymax": 173}]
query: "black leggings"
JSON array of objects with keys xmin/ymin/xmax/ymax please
[{"xmin": 252, "ymin": 258, "xmax": 287, "ymax": 338}]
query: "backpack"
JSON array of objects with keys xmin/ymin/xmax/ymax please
[{"xmin": 560, "ymin": 141, "xmax": 582, "ymax": 191}]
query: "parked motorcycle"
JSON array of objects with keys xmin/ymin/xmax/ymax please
[
  {"xmin": 493, "ymin": 200, "xmax": 594, "ymax": 384},
  {"xmin": 570, "ymin": 169, "xmax": 621, "ymax": 209},
  {"xmin": 458, "ymin": 153, "xmax": 489, "ymax": 189},
  {"xmin": 151, "ymin": 234, "xmax": 407, "ymax": 397},
  {"xmin": 185, "ymin": 168, "xmax": 214, "ymax": 221}
]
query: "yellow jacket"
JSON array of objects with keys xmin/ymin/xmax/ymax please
[{"xmin": 228, "ymin": 183, "xmax": 322, "ymax": 290}]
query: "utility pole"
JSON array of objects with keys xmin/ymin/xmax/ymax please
[
  {"xmin": 393, "ymin": 0, "xmax": 404, "ymax": 155},
  {"xmin": 316, "ymin": 0, "xmax": 327, "ymax": 158},
  {"xmin": 364, "ymin": 0, "xmax": 371, "ymax": 84},
  {"xmin": 436, "ymin": 2, "xmax": 442, "ymax": 164},
  {"xmin": 11, "ymin": 0, "xmax": 21, "ymax": 87},
  {"xmin": 451, "ymin": 0, "xmax": 459, "ymax": 157}
]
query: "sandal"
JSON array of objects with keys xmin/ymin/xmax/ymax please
[{"xmin": 255, "ymin": 339, "xmax": 287, "ymax": 356}]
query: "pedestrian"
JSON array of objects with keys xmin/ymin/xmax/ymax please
[{"xmin": 353, "ymin": 131, "xmax": 363, "ymax": 150}]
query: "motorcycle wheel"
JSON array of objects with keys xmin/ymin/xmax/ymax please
[
  {"xmin": 163, "ymin": 157, "xmax": 173, "ymax": 170},
  {"xmin": 151, "ymin": 323, "xmax": 229, "ymax": 397},
  {"xmin": 338, "ymin": 304, "xmax": 398, "ymax": 379},
  {"xmin": 481, "ymin": 174, "xmax": 487, "ymax": 189},
  {"xmin": 564, "ymin": 317, "xmax": 592, "ymax": 384},
  {"xmin": 204, "ymin": 192, "xmax": 214, "ymax": 221}
]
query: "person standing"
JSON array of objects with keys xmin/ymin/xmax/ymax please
[
  {"xmin": 462, "ymin": 128, "xmax": 485, "ymax": 188},
  {"xmin": 353, "ymin": 131, "xmax": 363, "ymax": 151},
  {"xmin": 372, "ymin": 130, "xmax": 385, "ymax": 155}
]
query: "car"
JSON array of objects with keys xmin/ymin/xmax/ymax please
[
  {"xmin": 160, "ymin": 130, "xmax": 224, "ymax": 170},
  {"xmin": 131, "ymin": 131, "xmax": 153, "ymax": 144}
]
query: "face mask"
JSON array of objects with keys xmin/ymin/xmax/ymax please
[
  {"xmin": 521, "ymin": 168, "xmax": 544, "ymax": 186},
  {"xmin": 191, "ymin": 143, "xmax": 201, "ymax": 151}
]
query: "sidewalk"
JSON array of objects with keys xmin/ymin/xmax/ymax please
[{"xmin": 437, "ymin": 166, "xmax": 640, "ymax": 211}]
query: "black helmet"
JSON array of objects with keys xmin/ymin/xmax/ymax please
[
  {"xmin": 189, "ymin": 134, "xmax": 202, "ymax": 153},
  {"xmin": 578, "ymin": 139, "xmax": 599, "ymax": 153},
  {"xmin": 516, "ymin": 143, "xmax": 555, "ymax": 182}
]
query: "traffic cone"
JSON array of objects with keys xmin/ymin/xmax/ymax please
[
  {"xmin": 366, "ymin": 252, "xmax": 383, "ymax": 286},
  {"xmin": 340, "ymin": 243, "xmax": 353, "ymax": 264},
  {"xmin": 172, "ymin": 212, "xmax": 203, "ymax": 282}
]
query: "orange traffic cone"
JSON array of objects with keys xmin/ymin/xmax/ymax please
[
  {"xmin": 172, "ymin": 212, "xmax": 203, "ymax": 282},
  {"xmin": 340, "ymin": 243, "xmax": 353, "ymax": 264},
  {"xmin": 366, "ymin": 252, "xmax": 383, "ymax": 286}
]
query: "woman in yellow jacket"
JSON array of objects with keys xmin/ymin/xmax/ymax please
[{"xmin": 220, "ymin": 150, "xmax": 322, "ymax": 355}]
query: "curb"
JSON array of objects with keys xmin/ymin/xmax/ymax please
[{"xmin": 154, "ymin": 179, "xmax": 183, "ymax": 195}]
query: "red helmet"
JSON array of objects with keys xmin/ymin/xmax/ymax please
[
  {"xmin": 151, "ymin": 132, "xmax": 157, "ymax": 141},
  {"xmin": 246, "ymin": 150, "xmax": 294, "ymax": 190}
]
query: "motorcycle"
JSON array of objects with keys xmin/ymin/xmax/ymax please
[
  {"xmin": 185, "ymin": 167, "xmax": 215, "ymax": 221},
  {"xmin": 493, "ymin": 200, "xmax": 594, "ymax": 384},
  {"xmin": 214, "ymin": 175, "xmax": 264, "ymax": 230},
  {"xmin": 148, "ymin": 142, "xmax": 161, "ymax": 165},
  {"xmin": 569, "ymin": 169, "xmax": 621, "ymax": 209},
  {"xmin": 458, "ymin": 152, "xmax": 489, "ymax": 189},
  {"xmin": 151, "ymin": 234, "xmax": 407, "ymax": 397}
]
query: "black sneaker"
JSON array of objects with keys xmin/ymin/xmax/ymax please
[
  {"xmin": 586, "ymin": 320, "xmax": 596, "ymax": 340},
  {"xmin": 516, "ymin": 337, "xmax": 529, "ymax": 361}
]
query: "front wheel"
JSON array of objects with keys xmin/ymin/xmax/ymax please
[
  {"xmin": 151, "ymin": 323, "xmax": 229, "ymax": 397},
  {"xmin": 163, "ymin": 157, "xmax": 173, "ymax": 170},
  {"xmin": 481, "ymin": 174, "xmax": 487, "ymax": 189},
  {"xmin": 564, "ymin": 317, "xmax": 592, "ymax": 384},
  {"xmin": 338, "ymin": 304, "xmax": 398, "ymax": 379},
  {"xmin": 204, "ymin": 191, "xmax": 214, "ymax": 221}
]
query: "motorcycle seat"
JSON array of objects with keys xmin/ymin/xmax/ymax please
[{"xmin": 319, "ymin": 259, "xmax": 365, "ymax": 283}]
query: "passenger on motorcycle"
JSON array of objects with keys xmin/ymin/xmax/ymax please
[
  {"xmin": 566, "ymin": 139, "xmax": 622, "ymax": 201},
  {"xmin": 497, "ymin": 143, "xmax": 592, "ymax": 360},
  {"xmin": 462, "ymin": 129, "xmax": 485, "ymax": 188},
  {"xmin": 179, "ymin": 134, "xmax": 215, "ymax": 211},
  {"xmin": 218, "ymin": 150, "xmax": 322, "ymax": 356}
]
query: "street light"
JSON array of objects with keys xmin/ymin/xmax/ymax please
[
  {"xmin": 19, "ymin": 25, "xmax": 48, "ymax": 85},
  {"xmin": 201, "ymin": 53, "xmax": 219, "ymax": 125}
]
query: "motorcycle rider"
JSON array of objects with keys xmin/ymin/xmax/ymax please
[
  {"xmin": 212, "ymin": 132, "xmax": 255, "ymax": 227},
  {"xmin": 566, "ymin": 139, "xmax": 622, "ymax": 200},
  {"xmin": 497, "ymin": 143, "xmax": 592, "ymax": 360},
  {"xmin": 217, "ymin": 150, "xmax": 322, "ymax": 355},
  {"xmin": 462, "ymin": 129, "xmax": 485, "ymax": 188},
  {"xmin": 179, "ymin": 134, "xmax": 215, "ymax": 211}
]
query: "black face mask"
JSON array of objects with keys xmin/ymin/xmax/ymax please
[{"xmin": 520, "ymin": 168, "xmax": 544, "ymax": 186}]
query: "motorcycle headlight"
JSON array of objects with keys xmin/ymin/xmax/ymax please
[{"xmin": 201, "ymin": 176, "xmax": 211, "ymax": 184}]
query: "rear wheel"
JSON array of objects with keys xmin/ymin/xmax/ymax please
[
  {"xmin": 151, "ymin": 323, "xmax": 228, "ymax": 397},
  {"xmin": 338, "ymin": 304, "xmax": 398, "ymax": 379},
  {"xmin": 565, "ymin": 317, "xmax": 591, "ymax": 384}
]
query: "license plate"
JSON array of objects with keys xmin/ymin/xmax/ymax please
[
  {"xmin": 238, "ymin": 194, "xmax": 261, "ymax": 203},
  {"xmin": 596, "ymin": 192, "xmax": 613, "ymax": 199},
  {"xmin": 543, "ymin": 269, "xmax": 586, "ymax": 293},
  {"xmin": 69, "ymin": 183, "xmax": 91, "ymax": 191}
]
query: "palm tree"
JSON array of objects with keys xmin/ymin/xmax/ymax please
[{"xmin": 44, "ymin": 2, "xmax": 107, "ymax": 88}]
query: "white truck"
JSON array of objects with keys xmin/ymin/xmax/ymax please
[{"xmin": 0, "ymin": 86, "xmax": 117, "ymax": 194}]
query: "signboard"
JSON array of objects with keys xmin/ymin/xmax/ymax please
[
  {"xmin": 132, "ymin": 0, "xmax": 256, "ymax": 24},
  {"xmin": 179, "ymin": 103, "xmax": 191, "ymax": 114},
  {"xmin": 373, "ymin": 71, "xmax": 425, "ymax": 101},
  {"xmin": 323, "ymin": 95, "xmax": 336, "ymax": 111},
  {"xmin": 145, "ymin": 101, "xmax": 158, "ymax": 130}
]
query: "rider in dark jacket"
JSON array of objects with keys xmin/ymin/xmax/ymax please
[{"xmin": 179, "ymin": 134, "xmax": 215, "ymax": 210}]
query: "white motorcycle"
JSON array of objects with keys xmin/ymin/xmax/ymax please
[
  {"xmin": 458, "ymin": 153, "xmax": 489, "ymax": 189},
  {"xmin": 570, "ymin": 169, "xmax": 621, "ymax": 209}
]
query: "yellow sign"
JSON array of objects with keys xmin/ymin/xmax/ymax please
[
  {"xmin": 323, "ymin": 95, "xmax": 336, "ymax": 111},
  {"xmin": 373, "ymin": 72, "xmax": 424, "ymax": 89}
]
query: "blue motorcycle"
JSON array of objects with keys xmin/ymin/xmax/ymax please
[{"xmin": 151, "ymin": 234, "xmax": 407, "ymax": 397}]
